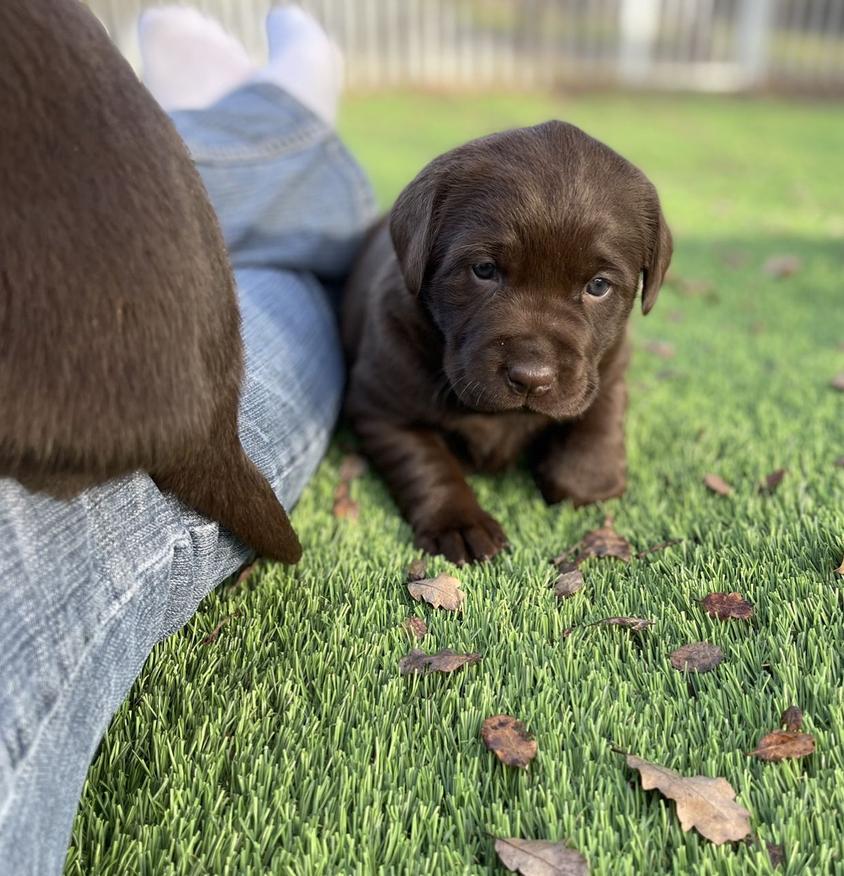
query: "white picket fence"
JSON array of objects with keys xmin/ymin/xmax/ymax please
[{"xmin": 89, "ymin": 0, "xmax": 844, "ymax": 92}]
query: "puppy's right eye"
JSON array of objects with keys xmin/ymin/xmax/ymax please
[{"xmin": 472, "ymin": 262, "xmax": 497, "ymax": 281}]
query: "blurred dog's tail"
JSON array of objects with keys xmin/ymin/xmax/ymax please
[{"xmin": 154, "ymin": 425, "xmax": 302, "ymax": 565}]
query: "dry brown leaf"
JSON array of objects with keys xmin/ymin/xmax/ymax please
[
  {"xmin": 626, "ymin": 755, "xmax": 751, "ymax": 844},
  {"xmin": 398, "ymin": 648, "xmax": 480, "ymax": 675},
  {"xmin": 201, "ymin": 614, "xmax": 234, "ymax": 646},
  {"xmin": 701, "ymin": 592, "xmax": 754, "ymax": 621},
  {"xmin": 766, "ymin": 842, "xmax": 785, "ymax": 868},
  {"xmin": 780, "ymin": 705, "xmax": 803, "ymax": 732},
  {"xmin": 494, "ymin": 838, "xmax": 589, "ymax": 875},
  {"xmin": 645, "ymin": 340, "xmax": 676, "ymax": 359},
  {"xmin": 576, "ymin": 517, "xmax": 633, "ymax": 564},
  {"xmin": 749, "ymin": 730, "xmax": 815, "ymax": 762},
  {"xmin": 835, "ymin": 557, "xmax": 844, "ymax": 578},
  {"xmin": 553, "ymin": 565, "xmax": 584, "ymax": 598},
  {"xmin": 338, "ymin": 453, "xmax": 368, "ymax": 481},
  {"xmin": 332, "ymin": 494, "xmax": 360, "ymax": 520},
  {"xmin": 481, "ymin": 715, "xmax": 538, "ymax": 768},
  {"xmin": 759, "ymin": 469, "xmax": 787, "ymax": 495},
  {"xmin": 408, "ymin": 573, "xmax": 465, "ymax": 611},
  {"xmin": 703, "ymin": 473, "xmax": 733, "ymax": 496},
  {"xmin": 670, "ymin": 642, "xmax": 724, "ymax": 672},
  {"xmin": 763, "ymin": 254, "xmax": 801, "ymax": 278},
  {"xmin": 403, "ymin": 616, "xmax": 428, "ymax": 641},
  {"xmin": 565, "ymin": 617, "xmax": 654, "ymax": 637},
  {"xmin": 831, "ymin": 373, "xmax": 844, "ymax": 392},
  {"xmin": 406, "ymin": 557, "xmax": 429, "ymax": 582}
]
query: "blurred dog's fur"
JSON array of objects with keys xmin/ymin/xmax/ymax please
[
  {"xmin": 343, "ymin": 121, "xmax": 672, "ymax": 564},
  {"xmin": 0, "ymin": 0, "xmax": 300, "ymax": 563}
]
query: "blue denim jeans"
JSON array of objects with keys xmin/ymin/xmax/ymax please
[{"xmin": 0, "ymin": 83, "xmax": 376, "ymax": 876}]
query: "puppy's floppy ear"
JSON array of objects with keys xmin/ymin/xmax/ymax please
[
  {"xmin": 641, "ymin": 187, "xmax": 673, "ymax": 315},
  {"xmin": 389, "ymin": 160, "xmax": 444, "ymax": 295}
]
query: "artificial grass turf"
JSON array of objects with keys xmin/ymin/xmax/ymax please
[{"xmin": 66, "ymin": 93, "xmax": 844, "ymax": 875}]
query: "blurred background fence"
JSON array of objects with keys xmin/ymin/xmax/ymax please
[{"xmin": 89, "ymin": 0, "xmax": 844, "ymax": 93}]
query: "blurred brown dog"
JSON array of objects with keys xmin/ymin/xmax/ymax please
[
  {"xmin": 343, "ymin": 121, "xmax": 672, "ymax": 564},
  {"xmin": 0, "ymin": 0, "xmax": 301, "ymax": 563}
]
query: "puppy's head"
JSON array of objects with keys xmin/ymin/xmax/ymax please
[{"xmin": 389, "ymin": 121, "xmax": 672, "ymax": 418}]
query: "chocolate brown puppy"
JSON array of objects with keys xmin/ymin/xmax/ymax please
[
  {"xmin": 343, "ymin": 121, "xmax": 672, "ymax": 564},
  {"xmin": 0, "ymin": 0, "xmax": 301, "ymax": 563}
]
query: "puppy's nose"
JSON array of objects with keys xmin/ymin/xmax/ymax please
[{"xmin": 506, "ymin": 361, "xmax": 555, "ymax": 396}]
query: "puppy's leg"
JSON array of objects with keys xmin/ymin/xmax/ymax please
[
  {"xmin": 532, "ymin": 355, "xmax": 628, "ymax": 507},
  {"xmin": 356, "ymin": 420, "xmax": 507, "ymax": 564}
]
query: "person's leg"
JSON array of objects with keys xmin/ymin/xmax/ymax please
[{"xmin": 0, "ymin": 10, "xmax": 375, "ymax": 874}]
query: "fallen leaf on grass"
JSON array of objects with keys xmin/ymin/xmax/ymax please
[
  {"xmin": 749, "ymin": 730, "xmax": 815, "ymax": 762},
  {"xmin": 406, "ymin": 558, "xmax": 428, "ymax": 581},
  {"xmin": 670, "ymin": 642, "xmax": 724, "ymax": 672},
  {"xmin": 403, "ymin": 616, "xmax": 428, "ymax": 641},
  {"xmin": 408, "ymin": 573, "xmax": 465, "ymax": 611},
  {"xmin": 667, "ymin": 275, "xmax": 717, "ymax": 299},
  {"xmin": 494, "ymin": 838, "xmax": 589, "ymax": 875},
  {"xmin": 719, "ymin": 249, "xmax": 750, "ymax": 269},
  {"xmin": 481, "ymin": 715, "xmax": 538, "ymax": 768},
  {"xmin": 758, "ymin": 469, "xmax": 787, "ymax": 495},
  {"xmin": 832, "ymin": 373, "xmax": 844, "ymax": 392},
  {"xmin": 835, "ymin": 557, "xmax": 844, "ymax": 578},
  {"xmin": 780, "ymin": 705, "xmax": 803, "ymax": 732},
  {"xmin": 766, "ymin": 842, "xmax": 785, "ymax": 868},
  {"xmin": 332, "ymin": 481, "xmax": 359, "ymax": 520},
  {"xmin": 701, "ymin": 592, "xmax": 754, "ymax": 621},
  {"xmin": 564, "ymin": 617, "xmax": 654, "ymax": 637},
  {"xmin": 553, "ymin": 565, "xmax": 584, "ymax": 598},
  {"xmin": 338, "ymin": 453, "xmax": 368, "ymax": 481},
  {"xmin": 703, "ymin": 474, "xmax": 733, "ymax": 496},
  {"xmin": 644, "ymin": 340, "xmax": 676, "ymax": 359},
  {"xmin": 626, "ymin": 755, "xmax": 751, "ymax": 844},
  {"xmin": 573, "ymin": 517, "xmax": 632, "ymax": 564},
  {"xmin": 763, "ymin": 254, "xmax": 801, "ymax": 278},
  {"xmin": 202, "ymin": 615, "xmax": 234, "ymax": 645},
  {"xmin": 399, "ymin": 648, "xmax": 480, "ymax": 675}
]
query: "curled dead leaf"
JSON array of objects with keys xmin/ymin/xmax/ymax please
[
  {"xmin": 577, "ymin": 517, "xmax": 633, "ymax": 564},
  {"xmin": 399, "ymin": 648, "xmax": 481, "ymax": 675},
  {"xmin": 780, "ymin": 705, "xmax": 803, "ymax": 732},
  {"xmin": 749, "ymin": 730, "xmax": 815, "ymax": 762},
  {"xmin": 564, "ymin": 617, "xmax": 654, "ymax": 637},
  {"xmin": 830, "ymin": 373, "xmax": 844, "ymax": 392},
  {"xmin": 758, "ymin": 468, "xmax": 787, "ymax": 495},
  {"xmin": 763, "ymin": 254, "xmax": 801, "ymax": 278},
  {"xmin": 553, "ymin": 565, "xmax": 584, "ymax": 598},
  {"xmin": 403, "ymin": 616, "xmax": 428, "ymax": 641},
  {"xmin": 408, "ymin": 573, "xmax": 465, "ymax": 611},
  {"xmin": 406, "ymin": 557, "xmax": 429, "ymax": 582},
  {"xmin": 332, "ymin": 494, "xmax": 360, "ymax": 520},
  {"xmin": 703, "ymin": 473, "xmax": 733, "ymax": 496},
  {"xmin": 626, "ymin": 755, "xmax": 751, "ymax": 844},
  {"xmin": 494, "ymin": 838, "xmax": 589, "ymax": 875},
  {"xmin": 645, "ymin": 340, "xmax": 676, "ymax": 359},
  {"xmin": 338, "ymin": 453, "xmax": 368, "ymax": 481},
  {"xmin": 670, "ymin": 642, "xmax": 724, "ymax": 673},
  {"xmin": 835, "ymin": 557, "xmax": 844, "ymax": 578},
  {"xmin": 701, "ymin": 592, "xmax": 754, "ymax": 621},
  {"xmin": 481, "ymin": 715, "xmax": 538, "ymax": 768}
]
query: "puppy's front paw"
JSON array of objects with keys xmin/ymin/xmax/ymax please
[
  {"xmin": 535, "ymin": 448, "xmax": 626, "ymax": 508},
  {"xmin": 414, "ymin": 506, "xmax": 507, "ymax": 565}
]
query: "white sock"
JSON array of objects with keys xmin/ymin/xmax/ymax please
[
  {"xmin": 138, "ymin": 7, "xmax": 257, "ymax": 112},
  {"xmin": 252, "ymin": 5, "xmax": 343, "ymax": 125}
]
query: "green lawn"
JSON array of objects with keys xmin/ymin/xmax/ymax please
[{"xmin": 66, "ymin": 93, "xmax": 844, "ymax": 875}]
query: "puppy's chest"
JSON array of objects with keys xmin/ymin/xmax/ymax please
[{"xmin": 447, "ymin": 412, "xmax": 550, "ymax": 472}]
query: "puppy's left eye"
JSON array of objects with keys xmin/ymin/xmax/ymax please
[
  {"xmin": 472, "ymin": 262, "xmax": 498, "ymax": 281},
  {"xmin": 586, "ymin": 277, "xmax": 612, "ymax": 298}
]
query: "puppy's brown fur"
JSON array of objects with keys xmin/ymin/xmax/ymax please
[
  {"xmin": 0, "ymin": 0, "xmax": 300, "ymax": 563},
  {"xmin": 343, "ymin": 121, "xmax": 672, "ymax": 564}
]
